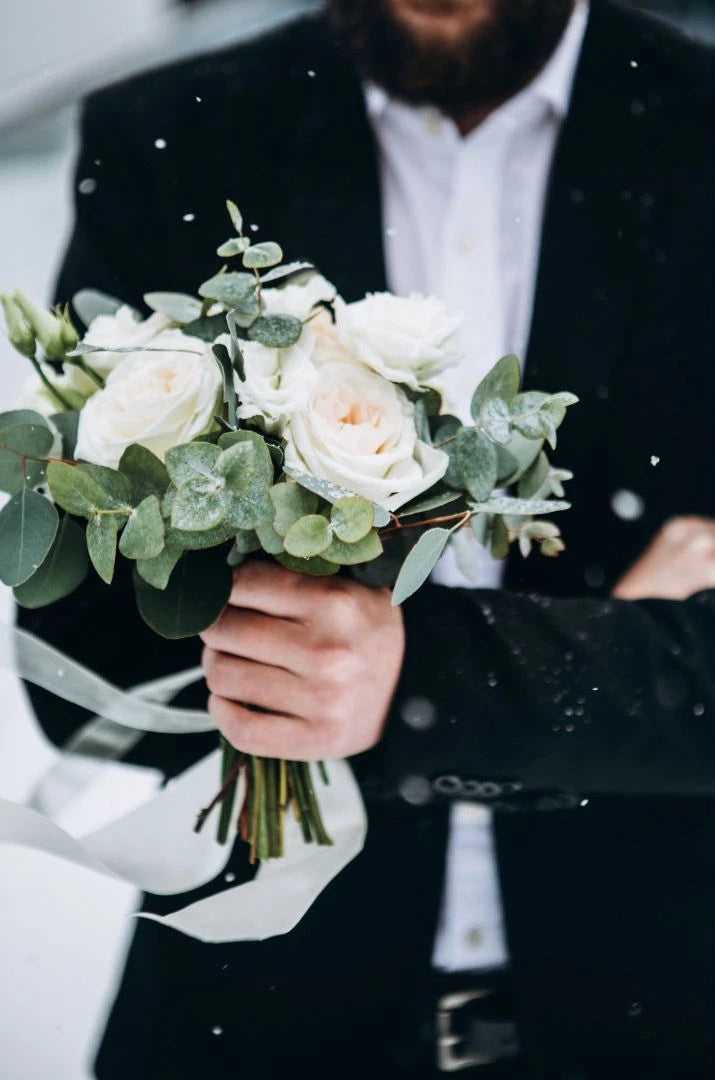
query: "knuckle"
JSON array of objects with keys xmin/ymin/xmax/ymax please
[{"xmin": 315, "ymin": 643, "xmax": 356, "ymax": 686}]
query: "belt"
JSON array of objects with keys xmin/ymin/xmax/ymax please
[{"xmin": 430, "ymin": 970, "xmax": 523, "ymax": 1075}]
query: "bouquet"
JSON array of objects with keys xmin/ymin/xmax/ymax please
[{"xmin": 0, "ymin": 200, "xmax": 576, "ymax": 864}]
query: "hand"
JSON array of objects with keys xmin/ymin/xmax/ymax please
[
  {"xmin": 613, "ymin": 516, "xmax": 715, "ymax": 600},
  {"xmin": 200, "ymin": 561, "xmax": 405, "ymax": 760}
]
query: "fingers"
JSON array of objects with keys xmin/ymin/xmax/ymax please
[
  {"xmin": 202, "ymin": 650, "xmax": 310, "ymax": 715},
  {"xmin": 201, "ymin": 607, "xmax": 305, "ymax": 672},
  {"xmin": 228, "ymin": 561, "xmax": 313, "ymax": 619},
  {"xmin": 208, "ymin": 696, "xmax": 324, "ymax": 760}
]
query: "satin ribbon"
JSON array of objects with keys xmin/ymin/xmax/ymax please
[{"xmin": 0, "ymin": 623, "xmax": 367, "ymax": 942}]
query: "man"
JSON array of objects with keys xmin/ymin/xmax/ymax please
[{"xmin": 19, "ymin": 0, "xmax": 715, "ymax": 1076}]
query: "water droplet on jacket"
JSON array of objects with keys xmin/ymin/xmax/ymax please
[
  {"xmin": 78, "ymin": 178, "xmax": 97, "ymax": 195},
  {"xmin": 154, "ymin": 138, "xmax": 167, "ymax": 149},
  {"xmin": 693, "ymin": 703, "xmax": 705, "ymax": 716},
  {"xmin": 224, "ymin": 871, "xmax": 236, "ymax": 883},
  {"xmin": 650, "ymin": 455, "xmax": 660, "ymax": 466},
  {"xmin": 307, "ymin": 69, "xmax": 316, "ymax": 77},
  {"xmin": 212, "ymin": 1025, "xmax": 223, "ymax": 1036},
  {"xmin": 183, "ymin": 213, "xmax": 195, "ymax": 222},
  {"xmin": 580, "ymin": 798, "xmax": 589, "ymax": 806},
  {"xmin": 250, "ymin": 223, "xmax": 259, "ymax": 232},
  {"xmin": 630, "ymin": 60, "xmax": 638, "ymax": 68},
  {"xmin": 628, "ymin": 1002, "xmax": 643, "ymax": 1018},
  {"xmin": 195, "ymin": 96, "xmax": 202, "ymax": 102}
]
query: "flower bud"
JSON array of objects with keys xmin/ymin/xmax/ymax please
[
  {"xmin": 57, "ymin": 304, "xmax": 79, "ymax": 352},
  {"xmin": 12, "ymin": 290, "xmax": 68, "ymax": 361},
  {"xmin": 1, "ymin": 293, "xmax": 36, "ymax": 358}
]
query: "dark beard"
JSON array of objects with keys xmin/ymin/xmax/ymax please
[{"xmin": 327, "ymin": 0, "xmax": 576, "ymax": 119}]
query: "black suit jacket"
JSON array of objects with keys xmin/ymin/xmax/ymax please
[{"xmin": 19, "ymin": 3, "xmax": 715, "ymax": 1077}]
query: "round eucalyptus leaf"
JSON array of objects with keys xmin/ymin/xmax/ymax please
[
  {"xmin": 454, "ymin": 427, "xmax": 498, "ymax": 502},
  {"xmin": 144, "ymin": 292, "xmax": 202, "ymax": 324},
  {"xmin": 134, "ymin": 548, "xmax": 233, "ymax": 639},
  {"xmin": 0, "ymin": 488, "xmax": 59, "ymax": 587},
  {"xmin": 47, "ymin": 461, "xmax": 107, "ymax": 517},
  {"xmin": 247, "ymin": 314, "xmax": 302, "ymax": 349},
  {"xmin": 119, "ymin": 495, "xmax": 165, "ymax": 560},
  {"xmin": 86, "ymin": 513, "xmax": 119, "ymax": 584},
  {"xmin": 242, "ymin": 242, "xmax": 283, "ymax": 269},
  {"xmin": 14, "ymin": 515, "xmax": 88, "ymax": 608},
  {"xmin": 270, "ymin": 482, "xmax": 319, "ymax": 537},
  {"xmin": 322, "ymin": 529, "xmax": 383, "ymax": 566},
  {"xmin": 0, "ymin": 421, "xmax": 54, "ymax": 494},
  {"xmin": 275, "ymin": 552, "xmax": 339, "ymax": 577},
  {"xmin": 283, "ymin": 514, "xmax": 333, "ymax": 558},
  {"xmin": 330, "ymin": 497, "xmax": 374, "ymax": 543}
]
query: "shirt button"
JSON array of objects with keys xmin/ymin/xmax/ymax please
[
  {"xmin": 466, "ymin": 928, "xmax": 484, "ymax": 947},
  {"xmin": 398, "ymin": 775, "xmax": 432, "ymax": 806}
]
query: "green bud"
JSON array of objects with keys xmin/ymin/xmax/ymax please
[
  {"xmin": 1, "ymin": 293, "xmax": 36, "ymax": 358},
  {"xmin": 13, "ymin": 290, "xmax": 68, "ymax": 361},
  {"xmin": 56, "ymin": 304, "xmax": 79, "ymax": 352}
]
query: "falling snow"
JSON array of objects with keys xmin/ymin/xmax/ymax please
[{"xmin": 154, "ymin": 138, "xmax": 167, "ymax": 149}]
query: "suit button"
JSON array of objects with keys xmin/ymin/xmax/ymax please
[
  {"xmin": 432, "ymin": 775, "xmax": 462, "ymax": 796},
  {"xmin": 400, "ymin": 695, "xmax": 437, "ymax": 731},
  {"xmin": 398, "ymin": 775, "xmax": 432, "ymax": 805},
  {"xmin": 479, "ymin": 782, "xmax": 502, "ymax": 797}
]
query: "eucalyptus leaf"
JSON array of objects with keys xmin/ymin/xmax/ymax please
[
  {"xmin": 86, "ymin": 512, "xmax": 118, "ymax": 584},
  {"xmin": 518, "ymin": 451, "xmax": 550, "ymax": 499},
  {"xmin": 14, "ymin": 515, "xmax": 88, "ymax": 608},
  {"xmin": 215, "ymin": 432, "xmax": 275, "ymax": 530},
  {"xmin": 134, "ymin": 548, "xmax": 233, "ymax": 639},
  {"xmin": 479, "ymin": 398, "xmax": 512, "ymax": 446},
  {"xmin": 283, "ymin": 466, "xmax": 390, "ymax": 527},
  {"xmin": 118, "ymin": 443, "xmax": 170, "ymax": 503},
  {"xmin": 471, "ymin": 354, "xmax": 521, "ymax": 419},
  {"xmin": 226, "ymin": 199, "xmax": 243, "ymax": 234},
  {"xmin": 242, "ymin": 242, "xmax": 283, "ymax": 269},
  {"xmin": 454, "ymin": 427, "xmax": 498, "ymax": 502},
  {"xmin": 212, "ymin": 342, "xmax": 238, "ymax": 429},
  {"xmin": 217, "ymin": 237, "xmax": 250, "ymax": 258},
  {"xmin": 144, "ymin": 292, "xmax": 202, "ymax": 324},
  {"xmin": 283, "ymin": 514, "xmax": 333, "ymax": 558},
  {"xmin": 0, "ymin": 488, "xmax": 59, "ymax": 586},
  {"xmin": 330, "ymin": 497, "xmax": 374, "ymax": 542},
  {"xmin": 247, "ymin": 314, "xmax": 302, "ymax": 349},
  {"xmin": 270, "ymin": 482, "xmax": 319, "ymax": 536},
  {"xmin": 491, "ymin": 515, "xmax": 510, "ymax": 559},
  {"xmin": 72, "ymin": 289, "xmax": 128, "ymax": 327},
  {"xmin": 198, "ymin": 272, "xmax": 257, "ymax": 310},
  {"xmin": 0, "ymin": 420, "xmax": 54, "ymax": 494},
  {"xmin": 119, "ymin": 495, "xmax": 165, "ymax": 560},
  {"xmin": 182, "ymin": 312, "xmax": 229, "ymax": 343},
  {"xmin": 391, "ymin": 528, "xmax": 450, "ymax": 606},
  {"xmin": 275, "ymin": 552, "xmax": 339, "ymax": 577},
  {"xmin": 78, "ymin": 464, "xmax": 132, "ymax": 512},
  {"xmin": 50, "ymin": 411, "xmax": 79, "ymax": 459},
  {"xmin": 397, "ymin": 489, "xmax": 462, "ymax": 518},
  {"xmin": 136, "ymin": 545, "xmax": 182, "ymax": 591},
  {"xmin": 47, "ymin": 461, "xmax": 108, "ymax": 517},
  {"xmin": 165, "ymin": 442, "xmax": 220, "ymax": 487},
  {"xmin": 255, "ymin": 521, "xmax": 285, "ymax": 555},
  {"xmin": 261, "ymin": 261, "xmax": 316, "ymax": 286},
  {"xmin": 468, "ymin": 496, "xmax": 570, "ymax": 516},
  {"xmin": 323, "ymin": 529, "xmax": 382, "ymax": 565}
]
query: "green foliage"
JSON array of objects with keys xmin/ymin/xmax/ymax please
[
  {"xmin": 510, "ymin": 390, "xmax": 578, "ymax": 449},
  {"xmin": 261, "ymin": 262, "xmax": 315, "ymax": 287},
  {"xmin": 283, "ymin": 514, "xmax": 332, "ymax": 558},
  {"xmin": 47, "ymin": 461, "xmax": 108, "ymax": 517},
  {"xmin": 518, "ymin": 450, "xmax": 550, "ymax": 499},
  {"xmin": 0, "ymin": 412, "xmax": 53, "ymax": 494},
  {"xmin": 14, "ymin": 515, "xmax": 88, "ymax": 608},
  {"xmin": 144, "ymin": 292, "xmax": 202, "ymax": 323},
  {"xmin": 270, "ymin": 482, "xmax": 319, "ymax": 536},
  {"xmin": 283, "ymin": 466, "xmax": 390, "ymax": 527},
  {"xmin": 134, "ymin": 548, "xmax": 233, "ymax": 639},
  {"xmin": 183, "ymin": 312, "xmax": 229, "ymax": 343},
  {"xmin": 72, "ymin": 289, "xmax": 125, "ymax": 326},
  {"xmin": 255, "ymin": 521, "xmax": 285, "ymax": 555},
  {"xmin": 491, "ymin": 515, "xmax": 510, "ymax": 559},
  {"xmin": 78, "ymin": 464, "xmax": 132, "ymax": 513},
  {"xmin": 118, "ymin": 443, "xmax": 170, "ymax": 503},
  {"xmin": 217, "ymin": 237, "xmax": 250, "ymax": 258},
  {"xmin": 211, "ymin": 342, "xmax": 238, "ymax": 429},
  {"xmin": 86, "ymin": 513, "xmax": 119, "ymax": 583},
  {"xmin": 198, "ymin": 272, "xmax": 258, "ymax": 314},
  {"xmin": 226, "ymin": 200, "xmax": 243, "ymax": 234},
  {"xmin": 276, "ymin": 552, "xmax": 339, "ymax": 576},
  {"xmin": 478, "ymin": 398, "xmax": 511, "ymax": 446},
  {"xmin": 136, "ymin": 544, "xmax": 182, "ymax": 591},
  {"xmin": 330, "ymin": 497, "xmax": 374, "ymax": 543},
  {"xmin": 118, "ymin": 495, "xmax": 165, "ymax": 560},
  {"xmin": 50, "ymin": 411, "xmax": 79, "ymax": 459},
  {"xmin": 0, "ymin": 487, "xmax": 59, "ymax": 586},
  {"xmin": 323, "ymin": 529, "xmax": 382, "ymax": 565},
  {"xmin": 247, "ymin": 314, "xmax": 302, "ymax": 349},
  {"xmin": 453, "ymin": 427, "xmax": 498, "ymax": 502},
  {"xmin": 242, "ymin": 242, "xmax": 283, "ymax": 269},
  {"xmin": 471, "ymin": 354, "xmax": 521, "ymax": 419},
  {"xmin": 392, "ymin": 528, "xmax": 450, "ymax": 606},
  {"xmin": 467, "ymin": 496, "xmax": 569, "ymax": 516},
  {"xmin": 397, "ymin": 489, "xmax": 462, "ymax": 518}
]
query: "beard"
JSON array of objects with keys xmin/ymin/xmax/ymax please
[{"xmin": 327, "ymin": 0, "xmax": 576, "ymax": 118}]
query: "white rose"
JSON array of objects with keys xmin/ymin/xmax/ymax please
[
  {"xmin": 234, "ymin": 326, "xmax": 322, "ymax": 435},
  {"xmin": 335, "ymin": 291, "xmax": 463, "ymax": 391},
  {"xmin": 262, "ymin": 273, "xmax": 336, "ymax": 321},
  {"xmin": 17, "ymin": 367, "xmax": 77, "ymax": 418},
  {"xmin": 67, "ymin": 305, "xmax": 171, "ymax": 396},
  {"xmin": 75, "ymin": 329, "xmax": 221, "ymax": 467},
  {"xmin": 284, "ymin": 359, "xmax": 448, "ymax": 510}
]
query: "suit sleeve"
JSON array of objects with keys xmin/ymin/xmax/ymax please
[
  {"xmin": 378, "ymin": 584, "xmax": 715, "ymax": 799},
  {"xmin": 16, "ymin": 92, "xmax": 214, "ymax": 776}
]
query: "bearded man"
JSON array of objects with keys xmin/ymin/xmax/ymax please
[{"xmin": 20, "ymin": 1, "xmax": 715, "ymax": 1077}]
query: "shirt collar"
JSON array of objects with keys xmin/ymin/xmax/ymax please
[{"xmin": 365, "ymin": 0, "xmax": 589, "ymax": 126}]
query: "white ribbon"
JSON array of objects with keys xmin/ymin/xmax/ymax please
[{"xmin": 0, "ymin": 623, "xmax": 367, "ymax": 943}]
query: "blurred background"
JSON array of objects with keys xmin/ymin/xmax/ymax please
[{"xmin": 0, "ymin": 1, "xmax": 713, "ymax": 1077}]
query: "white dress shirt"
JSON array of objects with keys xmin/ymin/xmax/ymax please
[{"xmin": 365, "ymin": 0, "xmax": 589, "ymax": 973}]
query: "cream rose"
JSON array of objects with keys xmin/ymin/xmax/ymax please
[
  {"xmin": 75, "ymin": 329, "xmax": 221, "ymax": 467},
  {"xmin": 284, "ymin": 360, "xmax": 448, "ymax": 510},
  {"xmin": 262, "ymin": 273, "xmax": 336, "ymax": 321},
  {"xmin": 234, "ymin": 327, "xmax": 321, "ymax": 435},
  {"xmin": 335, "ymin": 291, "xmax": 463, "ymax": 391},
  {"xmin": 67, "ymin": 305, "xmax": 171, "ymax": 396}
]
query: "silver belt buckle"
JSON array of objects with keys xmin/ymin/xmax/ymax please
[{"xmin": 436, "ymin": 988, "xmax": 520, "ymax": 1073}]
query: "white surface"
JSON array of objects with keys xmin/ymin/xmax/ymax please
[{"xmin": 367, "ymin": 1, "xmax": 589, "ymax": 973}]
